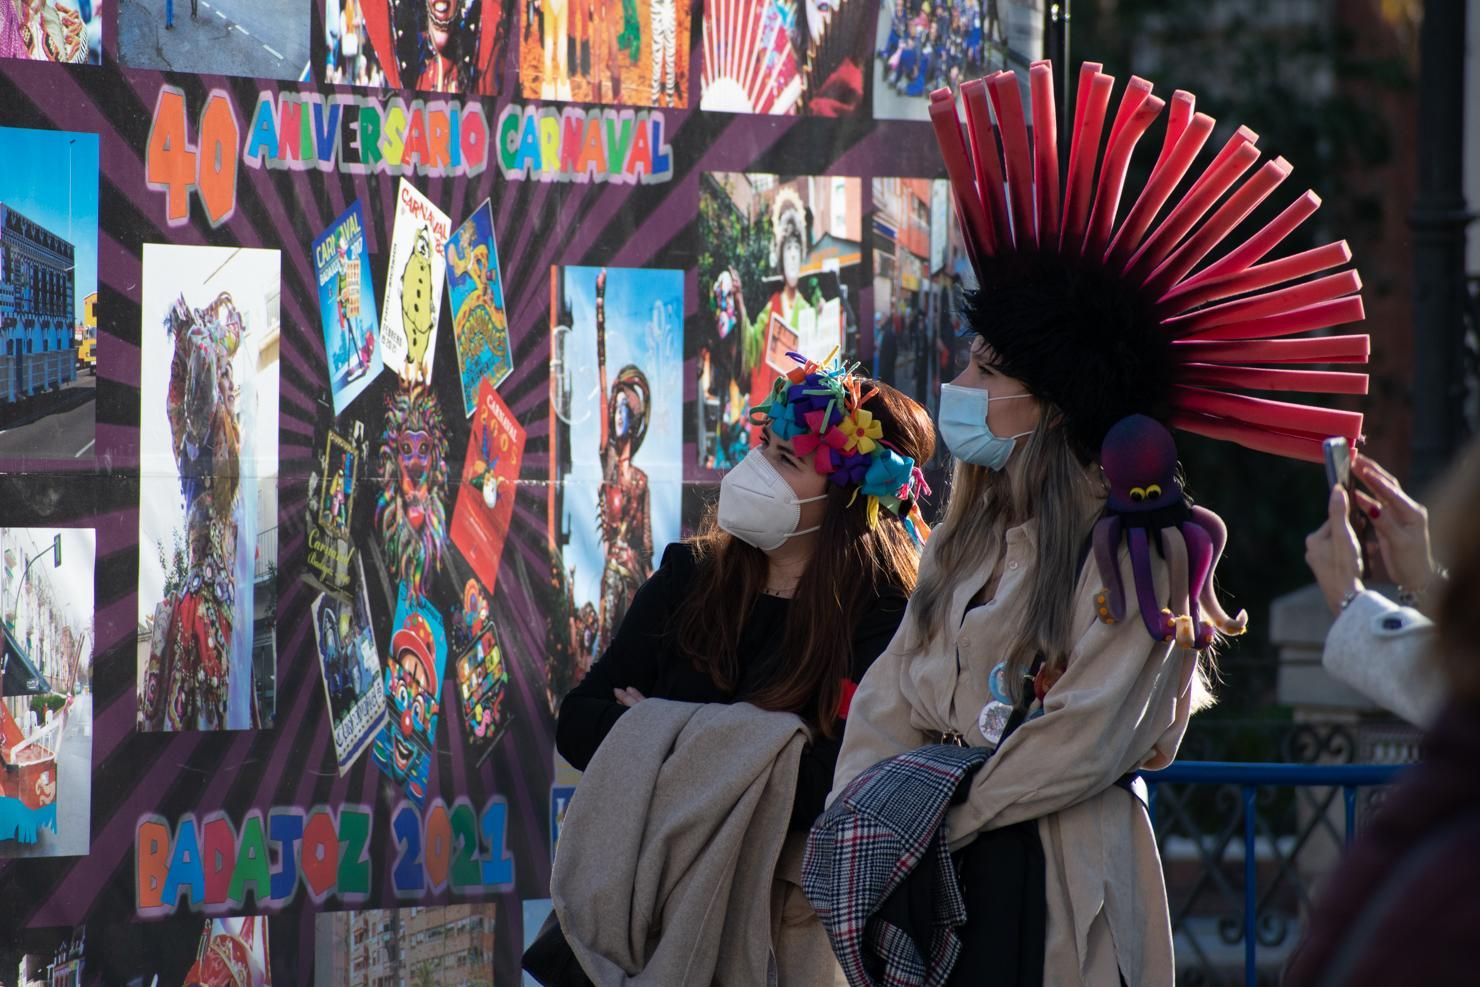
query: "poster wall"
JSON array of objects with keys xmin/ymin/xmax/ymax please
[{"xmin": 0, "ymin": 0, "xmax": 995, "ymax": 980}]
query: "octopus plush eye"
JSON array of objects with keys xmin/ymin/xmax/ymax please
[
  {"xmin": 1146, "ymin": 484, "xmax": 1163, "ymax": 498},
  {"xmin": 1129, "ymin": 487, "xmax": 1147, "ymax": 502}
]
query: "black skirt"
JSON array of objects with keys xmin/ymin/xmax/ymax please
[{"xmin": 947, "ymin": 819, "xmax": 1047, "ymax": 987}]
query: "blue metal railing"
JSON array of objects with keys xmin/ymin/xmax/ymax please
[{"xmin": 1142, "ymin": 761, "xmax": 1406, "ymax": 987}]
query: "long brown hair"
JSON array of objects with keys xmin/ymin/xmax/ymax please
[{"xmin": 672, "ymin": 381, "xmax": 934, "ymax": 736}]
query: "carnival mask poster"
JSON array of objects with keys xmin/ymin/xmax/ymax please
[
  {"xmin": 445, "ymin": 198, "xmax": 514, "ymax": 418},
  {"xmin": 380, "ymin": 179, "xmax": 450, "ymax": 385},
  {"xmin": 545, "ymin": 265, "xmax": 682, "ymax": 713},
  {"xmin": 450, "ymin": 379, "xmax": 525, "ymax": 595},
  {"xmin": 135, "ymin": 244, "xmax": 281, "ymax": 734},
  {"xmin": 370, "ymin": 583, "xmax": 448, "ymax": 808},
  {"xmin": 311, "ymin": 557, "xmax": 386, "ymax": 776},
  {"xmin": 313, "ymin": 200, "xmax": 383, "ymax": 415}
]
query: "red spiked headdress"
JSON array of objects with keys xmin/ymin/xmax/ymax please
[{"xmin": 931, "ymin": 61, "xmax": 1368, "ymax": 463}]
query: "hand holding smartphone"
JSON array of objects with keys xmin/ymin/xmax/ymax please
[{"xmin": 1323, "ymin": 437, "xmax": 1351, "ymax": 492}]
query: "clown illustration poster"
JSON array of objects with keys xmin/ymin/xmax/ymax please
[
  {"xmin": 380, "ymin": 180, "xmax": 450, "ymax": 384},
  {"xmin": 445, "ymin": 198, "xmax": 513, "ymax": 418},
  {"xmin": 370, "ymin": 583, "xmax": 449, "ymax": 807},
  {"xmin": 545, "ymin": 266, "xmax": 683, "ymax": 714},
  {"xmin": 136, "ymin": 244, "xmax": 280, "ymax": 733},
  {"xmin": 314, "ymin": 200, "xmax": 383, "ymax": 416}
]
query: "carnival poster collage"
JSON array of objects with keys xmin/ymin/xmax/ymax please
[{"xmin": 0, "ymin": 0, "xmax": 1038, "ymax": 982}]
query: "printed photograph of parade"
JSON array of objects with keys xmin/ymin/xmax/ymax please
[
  {"xmin": 0, "ymin": 127, "xmax": 97, "ymax": 464},
  {"xmin": 870, "ymin": 176, "xmax": 972, "ymax": 419},
  {"xmin": 520, "ymin": 0, "xmax": 690, "ymax": 106},
  {"xmin": 871, "ymin": 0, "xmax": 1041, "ymax": 120}
]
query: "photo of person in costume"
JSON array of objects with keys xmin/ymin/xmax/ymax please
[
  {"xmin": 355, "ymin": 0, "xmax": 505, "ymax": 93},
  {"xmin": 519, "ymin": 0, "xmax": 691, "ymax": 106},
  {"xmin": 695, "ymin": 173, "xmax": 863, "ymax": 470},
  {"xmin": 538, "ymin": 354, "xmax": 934, "ymax": 984},
  {"xmin": 700, "ymin": 0, "xmax": 874, "ymax": 116},
  {"xmin": 545, "ymin": 265, "xmax": 681, "ymax": 714},
  {"xmin": 322, "ymin": 0, "xmax": 389, "ymax": 86},
  {"xmin": 811, "ymin": 62, "xmax": 1368, "ymax": 985},
  {"xmin": 0, "ymin": 0, "xmax": 99, "ymax": 63},
  {"xmin": 137, "ymin": 245, "xmax": 280, "ymax": 733},
  {"xmin": 92, "ymin": 914, "xmax": 272, "ymax": 985}
]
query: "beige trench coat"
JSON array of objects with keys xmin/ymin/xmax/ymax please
[{"xmin": 831, "ymin": 519, "xmax": 1198, "ymax": 986}]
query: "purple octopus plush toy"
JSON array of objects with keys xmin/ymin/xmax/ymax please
[{"xmin": 1092, "ymin": 415, "xmax": 1248, "ymax": 649}]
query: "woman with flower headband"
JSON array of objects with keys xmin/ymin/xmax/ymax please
[
  {"xmin": 552, "ymin": 352, "xmax": 934, "ymax": 982},
  {"xmin": 812, "ymin": 63, "xmax": 1370, "ymax": 985}
]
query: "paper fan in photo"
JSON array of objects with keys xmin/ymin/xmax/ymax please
[
  {"xmin": 931, "ymin": 61, "xmax": 1369, "ymax": 463},
  {"xmin": 701, "ymin": 0, "xmax": 802, "ymax": 115}
]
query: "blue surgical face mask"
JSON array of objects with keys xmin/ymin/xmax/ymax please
[{"xmin": 938, "ymin": 382, "xmax": 1034, "ymax": 470}]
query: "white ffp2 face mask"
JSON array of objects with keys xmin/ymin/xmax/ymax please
[{"xmin": 717, "ymin": 447, "xmax": 827, "ymax": 551}]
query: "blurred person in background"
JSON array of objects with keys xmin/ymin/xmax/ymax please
[{"xmin": 1289, "ymin": 438, "xmax": 1480, "ymax": 985}]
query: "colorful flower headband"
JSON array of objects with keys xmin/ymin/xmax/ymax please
[{"xmin": 750, "ymin": 351, "xmax": 932, "ymax": 545}]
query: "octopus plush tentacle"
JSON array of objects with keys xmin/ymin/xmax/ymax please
[
  {"xmin": 1093, "ymin": 514, "xmax": 1127, "ymax": 623},
  {"xmin": 1127, "ymin": 526, "xmax": 1175, "ymax": 641},
  {"xmin": 1160, "ymin": 525, "xmax": 1197, "ymax": 648},
  {"xmin": 1094, "ymin": 414, "xmax": 1247, "ymax": 649},
  {"xmin": 1189, "ymin": 504, "xmax": 1249, "ymax": 635},
  {"xmin": 1179, "ymin": 521, "xmax": 1216, "ymax": 648}
]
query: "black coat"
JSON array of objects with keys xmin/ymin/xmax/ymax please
[{"xmin": 555, "ymin": 541, "xmax": 907, "ymax": 830}]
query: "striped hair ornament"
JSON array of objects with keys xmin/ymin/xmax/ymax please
[
  {"xmin": 750, "ymin": 350, "xmax": 933, "ymax": 546},
  {"xmin": 930, "ymin": 61, "xmax": 1368, "ymax": 463}
]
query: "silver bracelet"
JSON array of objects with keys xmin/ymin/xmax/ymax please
[{"xmin": 1339, "ymin": 588, "xmax": 1363, "ymax": 611}]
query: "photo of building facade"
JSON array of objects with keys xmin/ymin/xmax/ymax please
[{"xmin": 315, "ymin": 904, "xmax": 496, "ymax": 987}]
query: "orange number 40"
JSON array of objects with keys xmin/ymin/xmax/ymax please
[{"xmin": 146, "ymin": 86, "xmax": 240, "ymax": 228}]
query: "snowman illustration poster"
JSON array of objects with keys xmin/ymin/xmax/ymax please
[{"xmin": 380, "ymin": 179, "xmax": 450, "ymax": 383}]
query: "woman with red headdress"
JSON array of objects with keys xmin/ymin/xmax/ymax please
[{"xmin": 811, "ymin": 62, "xmax": 1370, "ymax": 985}]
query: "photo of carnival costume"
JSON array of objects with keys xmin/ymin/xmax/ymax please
[
  {"xmin": 805, "ymin": 62, "xmax": 1368, "ymax": 986},
  {"xmin": 138, "ymin": 294, "xmax": 267, "ymax": 732},
  {"xmin": 181, "ymin": 916, "xmax": 271, "ymax": 987},
  {"xmin": 700, "ymin": 0, "xmax": 874, "ymax": 116},
  {"xmin": 533, "ymin": 354, "xmax": 935, "ymax": 986},
  {"xmin": 543, "ymin": 265, "xmax": 682, "ymax": 714},
  {"xmin": 358, "ymin": 0, "xmax": 503, "ymax": 93},
  {"xmin": 0, "ymin": 0, "xmax": 92, "ymax": 63},
  {"xmin": 592, "ymin": 270, "xmax": 654, "ymax": 655}
]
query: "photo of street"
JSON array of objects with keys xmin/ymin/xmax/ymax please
[
  {"xmin": 0, "ymin": 527, "xmax": 94, "ymax": 860},
  {"xmin": 117, "ymin": 0, "xmax": 311, "ymax": 81},
  {"xmin": 0, "ymin": 128, "xmax": 97, "ymax": 466}
]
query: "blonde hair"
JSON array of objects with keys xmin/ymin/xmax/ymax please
[{"xmin": 910, "ymin": 411, "xmax": 1102, "ymax": 690}]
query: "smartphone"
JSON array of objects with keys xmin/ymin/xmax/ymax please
[{"xmin": 1323, "ymin": 437, "xmax": 1351, "ymax": 492}]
